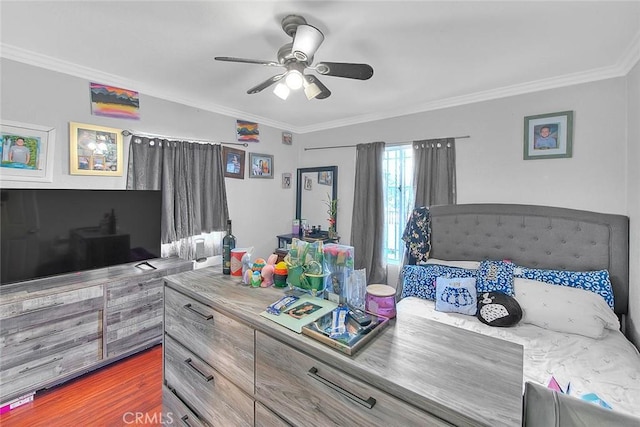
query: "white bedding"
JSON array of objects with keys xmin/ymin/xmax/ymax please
[{"xmin": 397, "ymin": 297, "xmax": 640, "ymax": 418}]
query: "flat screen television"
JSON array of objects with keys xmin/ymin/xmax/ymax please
[{"xmin": 0, "ymin": 189, "xmax": 162, "ymax": 285}]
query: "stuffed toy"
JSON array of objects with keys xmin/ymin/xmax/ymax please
[{"xmin": 261, "ymin": 264, "xmax": 275, "ymax": 287}]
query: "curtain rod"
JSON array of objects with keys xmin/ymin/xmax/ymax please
[
  {"xmin": 304, "ymin": 135, "xmax": 470, "ymax": 151},
  {"xmin": 121, "ymin": 129, "xmax": 249, "ymax": 147}
]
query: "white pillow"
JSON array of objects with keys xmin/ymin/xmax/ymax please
[
  {"xmin": 514, "ymin": 278, "xmax": 619, "ymax": 339},
  {"xmin": 422, "ymin": 258, "xmax": 481, "ymax": 270}
]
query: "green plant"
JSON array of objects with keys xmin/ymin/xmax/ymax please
[{"xmin": 325, "ymin": 193, "xmax": 338, "ymax": 232}]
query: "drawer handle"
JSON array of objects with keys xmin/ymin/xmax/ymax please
[
  {"xmin": 307, "ymin": 367, "xmax": 376, "ymax": 409},
  {"xmin": 19, "ymin": 329, "xmax": 62, "ymax": 343},
  {"xmin": 180, "ymin": 415, "xmax": 193, "ymax": 427},
  {"xmin": 19, "ymin": 356, "xmax": 63, "ymax": 373},
  {"xmin": 184, "ymin": 303, "xmax": 213, "ymax": 320},
  {"xmin": 184, "ymin": 358, "xmax": 214, "ymax": 382},
  {"xmin": 22, "ymin": 302, "xmax": 64, "ymax": 314}
]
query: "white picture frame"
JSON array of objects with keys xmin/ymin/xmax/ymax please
[{"xmin": 1, "ymin": 120, "xmax": 56, "ymax": 182}]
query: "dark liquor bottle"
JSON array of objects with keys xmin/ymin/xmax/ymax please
[{"xmin": 222, "ymin": 219, "xmax": 236, "ymax": 274}]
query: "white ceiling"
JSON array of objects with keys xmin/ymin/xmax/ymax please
[{"xmin": 2, "ymin": 1, "xmax": 639, "ymax": 133}]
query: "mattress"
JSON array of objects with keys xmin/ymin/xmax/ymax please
[{"xmin": 397, "ymin": 297, "xmax": 640, "ymax": 418}]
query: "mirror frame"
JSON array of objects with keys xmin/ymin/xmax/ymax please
[{"xmin": 296, "ymin": 166, "xmax": 338, "ymax": 231}]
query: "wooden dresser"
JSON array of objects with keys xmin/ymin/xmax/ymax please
[
  {"xmin": 0, "ymin": 257, "xmax": 192, "ymax": 405},
  {"xmin": 163, "ymin": 268, "xmax": 523, "ymax": 427}
]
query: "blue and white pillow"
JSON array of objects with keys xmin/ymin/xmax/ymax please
[
  {"xmin": 476, "ymin": 260, "xmax": 515, "ymax": 296},
  {"xmin": 514, "ymin": 266, "xmax": 614, "ymax": 309},
  {"xmin": 435, "ymin": 277, "xmax": 477, "ymax": 315},
  {"xmin": 401, "ymin": 264, "xmax": 477, "ymax": 301}
]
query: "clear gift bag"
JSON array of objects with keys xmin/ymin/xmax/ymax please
[{"xmin": 346, "ymin": 268, "xmax": 367, "ymax": 310}]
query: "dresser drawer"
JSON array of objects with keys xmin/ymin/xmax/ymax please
[
  {"xmin": 1, "ymin": 310, "xmax": 102, "ymax": 370},
  {"xmin": 1, "ymin": 285, "xmax": 104, "ymax": 328},
  {"xmin": 106, "ymin": 295, "xmax": 163, "ymax": 357},
  {"xmin": 164, "ymin": 286, "xmax": 254, "ymax": 394},
  {"xmin": 256, "ymin": 332, "xmax": 452, "ymax": 427},
  {"xmin": 163, "ymin": 384, "xmax": 208, "ymax": 427},
  {"xmin": 256, "ymin": 402, "xmax": 291, "ymax": 427},
  {"xmin": 164, "ymin": 334, "xmax": 254, "ymax": 426},
  {"xmin": 1, "ymin": 337, "xmax": 102, "ymax": 398},
  {"xmin": 107, "ymin": 276, "xmax": 163, "ymax": 308}
]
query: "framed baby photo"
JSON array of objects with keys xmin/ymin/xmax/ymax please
[
  {"xmin": 249, "ymin": 152, "xmax": 274, "ymax": 179},
  {"xmin": 223, "ymin": 146, "xmax": 245, "ymax": 179},
  {"xmin": 524, "ymin": 111, "xmax": 573, "ymax": 160},
  {"xmin": 0, "ymin": 120, "xmax": 56, "ymax": 182}
]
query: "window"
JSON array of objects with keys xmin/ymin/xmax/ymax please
[{"xmin": 383, "ymin": 145, "xmax": 414, "ymax": 264}]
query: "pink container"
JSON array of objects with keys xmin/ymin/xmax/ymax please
[{"xmin": 365, "ymin": 284, "xmax": 397, "ymax": 318}]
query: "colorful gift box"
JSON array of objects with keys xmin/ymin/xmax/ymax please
[
  {"xmin": 323, "ymin": 244, "xmax": 355, "ymax": 303},
  {"xmin": 284, "ymin": 238, "xmax": 325, "ymax": 295}
]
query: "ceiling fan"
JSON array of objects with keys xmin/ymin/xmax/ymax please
[{"xmin": 215, "ymin": 14, "xmax": 374, "ymax": 100}]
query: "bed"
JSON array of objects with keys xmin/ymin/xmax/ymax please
[{"xmin": 396, "ymin": 204, "xmax": 640, "ymax": 425}]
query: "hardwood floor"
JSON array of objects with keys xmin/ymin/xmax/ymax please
[{"xmin": 0, "ymin": 345, "xmax": 163, "ymax": 427}]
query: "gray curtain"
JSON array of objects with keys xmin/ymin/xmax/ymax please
[
  {"xmin": 413, "ymin": 138, "xmax": 457, "ymax": 207},
  {"xmin": 350, "ymin": 141, "xmax": 386, "ymax": 284},
  {"xmin": 126, "ymin": 136, "xmax": 229, "ymax": 258}
]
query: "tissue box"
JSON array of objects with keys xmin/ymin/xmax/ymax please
[{"xmin": 323, "ymin": 244, "xmax": 355, "ymax": 303}]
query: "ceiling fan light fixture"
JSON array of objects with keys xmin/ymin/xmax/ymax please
[
  {"xmin": 304, "ymin": 82, "xmax": 322, "ymax": 100},
  {"xmin": 292, "ymin": 24, "xmax": 324, "ymax": 62},
  {"xmin": 273, "ymin": 82, "xmax": 290, "ymax": 100},
  {"xmin": 303, "ymin": 75, "xmax": 322, "ymax": 100},
  {"xmin": 285, "ymin": 70, "xmax": 304, "ymax": 90}
]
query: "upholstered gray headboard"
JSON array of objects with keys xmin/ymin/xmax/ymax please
[{"xmin": 429, "ymin": 204, "xmax": 629, "ymax": 316}]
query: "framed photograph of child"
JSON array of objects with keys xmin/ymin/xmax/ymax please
[
  {"xmin": 1, "ymin": 120, "xmax": 56, "ymax": 183},
  {"xmin": 524, "ymin": 111, "xmax": 573, "ymax": 160},
  {"xmin": 249, "ymin": 152, "xmax": 274, "ymax": 179},
  {"xmin": 223, "ymin": 146, "xmax": 245, "ymax": 179}
]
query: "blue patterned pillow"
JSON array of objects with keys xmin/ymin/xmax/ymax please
[
  {"xmin": 514, "ymin": 266, "xmax": 614, "ymax": 309},
  {"xmin": 401, "ymin": 264, "xmax": 477, "ymax": 301},
  {"xmin": 476, "ymin": 260, "xmax": 515, "ymax": 296},
  {"xmin": 435, "ymin": 277, "xmax": 477, "ymax": 315}
]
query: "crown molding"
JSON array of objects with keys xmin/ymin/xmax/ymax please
[
  {"xmin": 3, "ymin": 37, "xmax": 639, "ymax": 135},
  {"xmin": 0, "ymin": 44, "xmax": 294, "ymax": 131}
]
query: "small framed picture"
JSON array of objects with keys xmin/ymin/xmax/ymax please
[
  {"xmin": 524, "ymin": 111, "xmax": 573, "ymax": 160},
  {"xmin": 318, "ymin": 170, "xmax": 333, "ymax": 186},
  {"xmin": 1, "ymin": 120, "xmax": 56, "ymax": 182},
  {"xmin": 249, "ymin": 152, "xmax": 274, "ymax": 179},
  {"xmin": 282, "ymin": 172, "xmax": 292, "ymax": 189},
  {"xmin": 237, "ymin": 119, "xmax": 259, "ymax": 142},
  {"xmin": 304, "ymin": 175, "xmax": 312, "ymax": 190},
  {"xmin": 282, "ymin": 131, "xmax": 293, "ymax": 145},
  {"xmin": 222, "ymin": 146, "xmax": 245, "ymax": 179},
  {"xmin": 69, "ymin": 122, "xmax": 123, "ymax": 176}
]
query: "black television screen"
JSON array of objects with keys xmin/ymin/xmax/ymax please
[{"xmin": 0, "ymin": 189, "xmax": 162, "ymax": 285}]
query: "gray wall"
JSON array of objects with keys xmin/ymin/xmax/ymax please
[
  {"xmin": 298, "ymin": 76, "xmax": 636, "ymax": 343},
  {"xmin": 1, "ymin": 59, "xmax": 297, "ymax": 259},
  {"xmin": 627, "ymin": 61, "xmax": 640, "ymax": 345}
]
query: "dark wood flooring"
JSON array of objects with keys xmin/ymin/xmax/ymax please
[{"xmin": 0, "ymin": 345, "xmax": 163, "ymax": 427}]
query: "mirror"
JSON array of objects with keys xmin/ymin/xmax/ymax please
[{"xmin": 296, "ymin": 166, "xmax": 338, "ymax": 234}]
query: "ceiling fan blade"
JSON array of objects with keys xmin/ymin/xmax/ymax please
[
  {"xmin": 304, "ymin": 75, "xmax": 331, "ymax": 100},
  {"xmin": 215, "ymin": 56, "xmax": 281, "ymax": 67},
  {"xmin": 247, "ymin": 73, "xmax": 286, "ymax": 94},
  {"xmin": 315, "ymin": 62, "xmax": 374, "ymax": 80}
]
